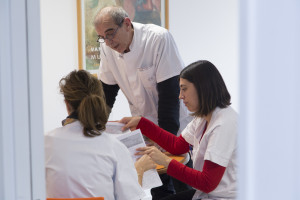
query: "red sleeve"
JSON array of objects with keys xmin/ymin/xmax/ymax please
[
  {"xmin": 137, "ymin": 117, "xmax": 189, "ymax": 155},
  {"xmin": 167, "ymin": 159, "xmax": 226, "ymax": 193}
]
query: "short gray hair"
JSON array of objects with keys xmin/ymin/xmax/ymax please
[{"xmin": 94, "ymin": 6, "xmax": 129, "ymax": 27}]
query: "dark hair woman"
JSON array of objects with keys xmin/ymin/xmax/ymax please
[{"xmin": 120, "ymin": 60, "xmax": 237, "ymax": 200}]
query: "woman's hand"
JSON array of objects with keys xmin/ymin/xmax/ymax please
[
  {"xmin": 119, "ymin": 116, "xmax": 142, "ymax": 131},
  {"xmin": 135, "ymin": 146, "xmax": 172, "ymax": 168},
  {"xmin": 134, "ymin": 154, "xmax": 156, "ymax": 186},
  {"xmin": 135, "ymin": 154, "xmax": 156, "ymax": 173}
]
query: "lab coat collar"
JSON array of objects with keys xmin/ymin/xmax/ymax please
[
  {"xmin": 61, "ymin": 111, "xmax": 78, "ymax": 126},
  {"xmin": 118, "ymin": 22, "xmax": 138, "ymax": 58}
]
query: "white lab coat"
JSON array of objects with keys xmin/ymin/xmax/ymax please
[
  {"xmin": 45, "ymin": 121, "xmax": 145, "ymax": 200},
  {"xmin": 98, "ymin": 22, "xmax": 191, "ymax": 135},
  {"xmin": 182, "ymin": 107, "xmax": 238, "ymax": 200}
]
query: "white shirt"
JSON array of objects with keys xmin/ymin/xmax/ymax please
[
  {"xmin": 45, "ymin": 121, "xmax": 145, "ymax": 200},
  {"xmin": 182, "ymin": 107, "xmax": 238, "ymax": 200},
  {"xmin": 98, "ymin": 22, "xmax": 191, "ymax": 134}
]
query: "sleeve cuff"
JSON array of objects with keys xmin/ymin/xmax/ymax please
[
  {"xmin": 166, "ymin": 159, "xmax": 183, "ymax": 176},
  {"xmin": 136, "ymin": 117, "xmax": 147, "ymax": 130}
]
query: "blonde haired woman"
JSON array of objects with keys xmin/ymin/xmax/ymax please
[{"xmin": 45, "ymin": 70, "xmax": 154, "ymax": 200}]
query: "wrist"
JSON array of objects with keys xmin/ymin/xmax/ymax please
[
  {"xmin": 136, "ymin": 116, "xmax": 143, "ymax": 129},
  {"xmin": 135, "ymin": 164, "xmax": 144, "ymax": 175},
  {"xmin": 164, "ymin": 157, "xmax": 172, "ymax": 168}
]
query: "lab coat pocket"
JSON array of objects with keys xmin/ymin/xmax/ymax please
[{"xmin": 137, "ymin": 65, "xmax": 156, "ymax": 89}]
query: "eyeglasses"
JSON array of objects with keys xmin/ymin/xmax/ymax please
[{"xmin": 97, "ymin": 19, "xmax": 124, "ymax": 43}]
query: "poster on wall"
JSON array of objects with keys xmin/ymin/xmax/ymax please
[{"xmin": 77, "ymin": 0, "xmax": 169, "ymax": 74}]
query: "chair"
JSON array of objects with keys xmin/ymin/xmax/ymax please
[{"xmin": 47, "ymin": 198, "xmax": 104, "ymax": 200}]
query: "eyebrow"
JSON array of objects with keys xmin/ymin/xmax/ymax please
[
  {"xmin": 97, "ymin": 28, "xmax": 114, "ymax": 38},
  {"xmin": 104, "ymin": 28, "xmax": 114, "ymax": 34}
]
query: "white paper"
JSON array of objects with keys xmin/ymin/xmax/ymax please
[
  {"xmin": 116, "ymin": 129, "xmax": 162, "ymax": 190},
  {"xmin": 141, "ymin": 169, "xmax": 162, "ymax": 190},
  {"xmin": 117, "ymin": 129, "xmax": 146, "ymax": 161},
  {"xmin": 105, "ymin": 121, "xmax": 131, "ymax": 135}
]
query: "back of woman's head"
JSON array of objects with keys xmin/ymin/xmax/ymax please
[
  {"xmin": 59, "ymin": 70, "xmax": 108, "ymax": 137},
  {"xmin": 180, "ymin": 60, "xmax": 231, "ymax": 117}
]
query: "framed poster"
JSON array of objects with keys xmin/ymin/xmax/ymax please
[{"xmin": 77, "ymin": 0, "xmax": 169, "ymax": 73}]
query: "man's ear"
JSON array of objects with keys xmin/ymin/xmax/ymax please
[{"xmin": 123, "ymin": 17, "xmax": 132, "ymax": 30}]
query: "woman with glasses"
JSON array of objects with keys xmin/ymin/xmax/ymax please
[
  {"xmin": 120, "ymin": 60, "xmax": 238, "ymax": 200},
  {"xmin": 44, "ymin": 70, "xmax": 155, "ymax": 200}
]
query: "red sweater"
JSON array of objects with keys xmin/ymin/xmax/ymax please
[{"xmin": 137, "ymin": 117, "xmax": 226, "ymax": 193}]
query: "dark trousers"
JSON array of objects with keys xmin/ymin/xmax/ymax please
[
  {"xmin": 151, "ymin": 157, "xmax": 193, "ymax": 200},
  {"xmin": 160, "ymin": 189, "xmax": 196, "ymax": 200},
  {"xmin": 151, "ymin": 174, "xmax": 175, "ymax": 200}
]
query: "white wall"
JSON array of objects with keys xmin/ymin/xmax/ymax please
[
  {"xmin": 41, "ymin": 0, "xmax": 239, "ymax": 132},
  {"xmin": 169, "ymin": 0, "xmax": 239, "ymax": 111},
  {"xmin": 41, "ymin": 0, "xmax": 78, "ymax": 132}
]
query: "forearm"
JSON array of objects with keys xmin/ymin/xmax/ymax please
[
  {"xmin": 101, "ymin": 80, "xmax": 119, "ymax": 109},
  {"xmin": 137, "ymin": 117, "xmax": 189, "ymax": 155},
  {"xmin": 135, "ymin": 167, "xmax": 144, "ymax": 186},
  {"xmin": 167, "ymin": 159, "xmax": 226, "ymax": 193}
]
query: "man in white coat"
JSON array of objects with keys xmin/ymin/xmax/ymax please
[{"xmin": 94, "ymin": 6, "xmax": 191, "ymax": 199}]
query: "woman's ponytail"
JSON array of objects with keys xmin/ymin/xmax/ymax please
[
  {"xmin": 78, "ymin": 94, "xmax": 108, "ymax": 137},
  {"xmin": 60, "ymin": 70, "xmax": 109, "ymax": 137}
]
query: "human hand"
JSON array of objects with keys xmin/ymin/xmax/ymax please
[
  {"xmin": 135, "ymin": 146, "xmax": 172, "ymax": 168},
  {"xmin": 134, "ymin": 154, "xmax": 156, "ymax": 186},
  {"xmin": 119, "ymin": 116, "xmax": 142, "ymax": 131},
  {"xmin": 135, "ymin": 154, "xmax": 156, "ymax": 174}
]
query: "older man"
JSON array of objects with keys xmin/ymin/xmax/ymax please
[{"xmin": 94, "ymin": 6, "xmax": 191, "ymax": 199}]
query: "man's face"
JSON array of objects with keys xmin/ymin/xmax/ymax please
[{"xmin": 95, "ymin": 15, "xmax": 132, "ymax": 54}]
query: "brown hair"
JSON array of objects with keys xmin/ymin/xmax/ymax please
[
  {"xmin": 180, "ymin": 60, "xmax": 231, "ymax": 117},
  {"xmin": 59, "ymin": 70, "xmax": 108, "ymax": 137}
]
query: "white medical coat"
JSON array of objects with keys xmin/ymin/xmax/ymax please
[
  {"xmin": 182, "ymin": 107, "xmax": 238, "ymax": 200},
  {"xmin": 45, "ymin": 121, "xmax": 145, "ymax": 200},
  {"xmin": 98, "ymin": 22, "xmax": 191, "ymax": 134}
]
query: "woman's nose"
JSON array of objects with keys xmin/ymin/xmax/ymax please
[{"xmin": 179, "ymin": 92, "xmax": 184, "ymax": 99}]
